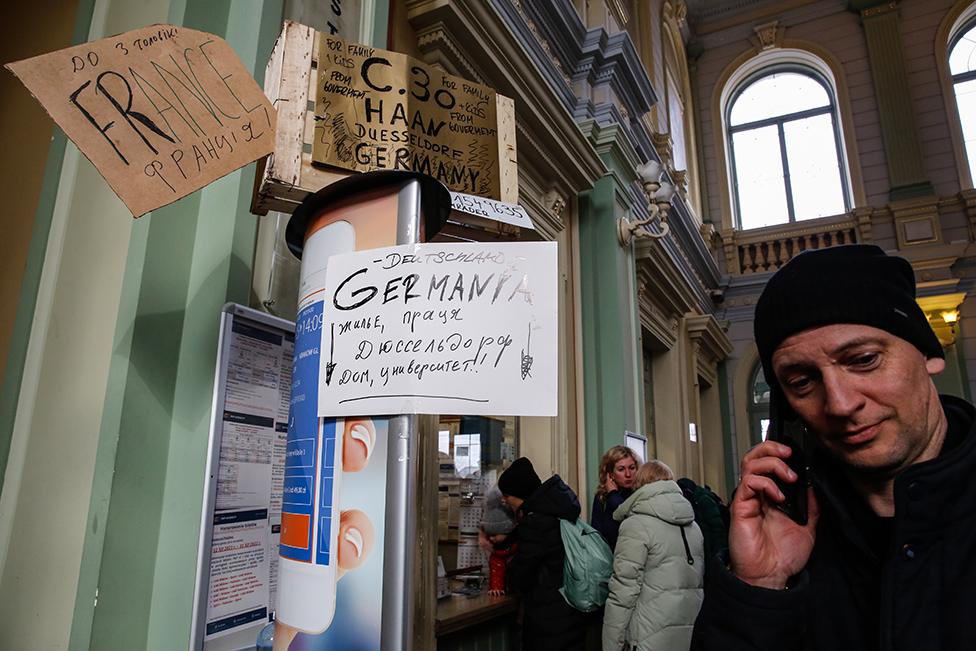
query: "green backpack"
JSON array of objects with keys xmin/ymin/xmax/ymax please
[{"xmin": 558, "ymin": 518, "xmax": 614, "ymax": 612}]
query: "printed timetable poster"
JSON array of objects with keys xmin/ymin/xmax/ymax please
[
  {"xmin": 205, "ymin": 319, "xmax": 293, "ymax": 643},
  {"xmin": 317, "ymin": 241, "xmax": 558, "ymax": 417}
]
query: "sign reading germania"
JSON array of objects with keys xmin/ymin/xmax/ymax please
[{"xmin": 312, "ymin": 35, "xmax": 501, "ymax": 199}]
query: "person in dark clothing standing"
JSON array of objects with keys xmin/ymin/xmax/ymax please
[
  {"xmin": 693, "ymin": 245, "xmax": 976, "ymax": 651},
  {"xmin": 498, "ymin": 457, "xmax": 585, "ymax": 651},
  {"xmin": 676, "ymin": 477, "xmax": 729, "ymax": 565},
  {"xmin": 590, "ymin": 445, "xmax": 641, "ymax": 551}
]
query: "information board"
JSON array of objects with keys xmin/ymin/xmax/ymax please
[{"xmin": 191, "ymin": 304, "xmax": 294, "ymax": 651}]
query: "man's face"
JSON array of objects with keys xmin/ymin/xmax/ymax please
[{"xmin": 771, "ymin": 324, "xmax": 946, "ymax": 475}]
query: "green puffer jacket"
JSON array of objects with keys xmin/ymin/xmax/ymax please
[{"xmin": 602, "ymin": 480, "xmax": 705, "ymax": 651}]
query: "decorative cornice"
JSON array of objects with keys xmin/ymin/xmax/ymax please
[
  {"xmin": 407, "ymin": 0, "xmax": 606, "ymax": 194},
  {"xmin": 855, "ymin": 1, "xmax": 898, "ymax": 19},
  {"xmin": 752, "ymin": 20, "xmax": 783, "ymax": 50},
  {"xmin": 672, "ymin": 1, "xmax": 689, "ymax": 26},
  {"xmin": 517, "ymin": 0, "xmax": 658, "ymax": 151},
  {"xmin": 577, "ymin": 119, "xmax": 643, "ymax": 192},
  {"xmin": 686, "ymin": 313, "xmax": 734, "ymax": 386},
  {"xmin": 519, "ymin": 184, "xmax": 566, "ymax": 237},
  {"xmin": 853, "ymin": 206, "xmax": 874, "ymax": 242},
  {"xmin": 638, "ymin": 265, "xmax": 680, "ymax": 349},
  {"xmin": 961, "ymin": 188, "xmax": 976, "ymax": 242},
  {"xmin": 652, "ymin": 131, "xmax": 674, "ymax": 169},
  {"xmin": 672, "ymin": 169, "xmax": 688, "ymax": 196}
]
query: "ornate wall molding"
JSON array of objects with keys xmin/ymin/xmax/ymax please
[
  {"xmin": 686, "ymin": 313, "xmax": 734, "ymax": 388},
  {"xmin": 752, "ymin": 20, "xmax": 784, "ymax": 50},
  {"xmin": 407, "ymin": 0, "xmax": 607, "ymax": 199},
  {"xmin": 962, "ymin": 189, "xmax": 976, "ymax": 242}
]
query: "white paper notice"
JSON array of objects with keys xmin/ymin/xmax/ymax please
[
  {"xmin": 317, "ymin": 242, "xmax": 557, "ymax": 417},
  {"xmin": 205, "ymin": 510, "xmax": 270, "ymax": 640},
  {"xmin": 450, "ymin": 192, "xmax": 536, "ymax": 230}
]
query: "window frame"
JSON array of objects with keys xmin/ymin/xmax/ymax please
[
  {"xmin": 725, "ymin": 64, "xmax": 852, "ymax": 230},
  {"xmin": 936, "ymin": 1, "xmax": 976, "ymax": 190},
  {"xmin": 747, "ymin": 362, "xmax": 771, "ymax": 445},
  {"xmin": 949, "ymin": 16, "xmax": 976, "ymax": 183}
]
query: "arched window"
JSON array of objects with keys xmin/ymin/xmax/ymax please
[
  {"xmin": 949, "ymin": 18, "xmax": 976, "ymax": 182},
  {"xmin": 727, "ymin": 66, "xmax": 851, "ymax": 230},
  {"xmin": 748, "ymin": 364, "xmax": 770, "ymax": 444}
]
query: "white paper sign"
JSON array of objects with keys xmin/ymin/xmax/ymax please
[
  {"xmin": 317, "ymin": 242, "xmax": 557, "ymax": 416},
  {"xmin": 450, "ymin": 192, "xmax": 536, "ymax": 230}
]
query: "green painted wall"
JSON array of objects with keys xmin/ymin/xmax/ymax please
[
  {"xmin": 79, "ymin": 2, "xmax": 285, "ymax": 649},
  {"xmin": 0, "ymin": 0, "xmax": 95, "ymax": 498},
  {"xmin": 579, "ymin": 174, "xmax": 642, "ymax": 499}
]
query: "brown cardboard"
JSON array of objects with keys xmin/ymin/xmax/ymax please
[
  {"xmin": 312, "ymin": 35, "xmax": 501, "ymax": 199},
  {"xmin": 6, "ymin": 24, "xmax": 276, "ymax": 217}
]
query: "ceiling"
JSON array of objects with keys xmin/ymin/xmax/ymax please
[{"xmin": 685, "ymin": 0, "xmax": 787, "ymax": 23}]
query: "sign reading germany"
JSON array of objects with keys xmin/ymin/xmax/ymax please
[
  {"xmin": 6, "ymin": 24, "xmax": 276, "ymax": 217},
  {"xmin": 312, "ymin": 35, "xmax": 501, "ymax": 199}
]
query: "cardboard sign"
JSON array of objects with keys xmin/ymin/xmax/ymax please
[
  {"xmin": 6, "ymin": 24, "xmax": 276, "ymax": 217},
  {"xmin": 312, "ymin": 35, "xmax": 501, "ymax": 199},
  {"xmin": 450, "ymin": 191, "xmax": 536, "ymax": 230},
  {"xmin": 317, "ymin": 242, "xmax": 557, "ymax": 417}
]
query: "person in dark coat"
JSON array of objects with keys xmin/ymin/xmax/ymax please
[
  {"xmin": 590, "ymin": 445, "xmax": 640, "ymax": 551},
  {"xmin": 693, "ymin": 245, "xmax": 976, "ymax": 650},
  {"xmin": 498, "ymin": 457, "xmax": 584, "ymax": 651},
  {"xmin": 676, "ymin": 477, "xmax": 729, "ymax": 564}
]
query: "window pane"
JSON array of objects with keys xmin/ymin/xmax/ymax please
[
  {"xmin": 436, "ymin": 416, "xmax": 518, "ymax": 573},
  {"xmin": 730, "ymin": 72, "xmax": 830, "ymax": 126},
  {"xmin": 950, "ymin": 24, "xmax": 976, "ymax": 75},
  {"xmin": 955, "ymin": 78, "xmax": 976, "ymax": 179},
  {"xmin": 732, "ymin": 125, "xmax": 789, "ymax": 229},
  {"xmin": 752, "ymin": 367, "xmax": 770, "ymax": 404},
  {"xmin": 784, "ymin": 114, "xmax": 847, "ymax": 221},
  {"xmin": 668, "ymin": 72, "xmax": 688, "ymax": 171}
]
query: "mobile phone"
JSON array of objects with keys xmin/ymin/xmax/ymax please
[{"xmin": 766, "ymin": 405, "xmax": 811, "ymax": 525}]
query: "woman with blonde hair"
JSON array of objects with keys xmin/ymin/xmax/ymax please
[
  {"xmin": 603, "ymin": 460, "xmax": 705, "ymax": 651},
  {"xmin": 590, "ymin": 445, "xmax": 641, "ymax": 550}
]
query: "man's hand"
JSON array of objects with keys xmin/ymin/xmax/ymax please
[{"xmin": 729, "ymin": 440, "xmax": 820, "ymax": 589}]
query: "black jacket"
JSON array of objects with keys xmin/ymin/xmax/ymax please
[
  {"xmin": 590, "ymin": 488, "xmax": 632, "ymax": 550},
  {"xmin": 693, "ymin": 395, "xmax": 976, "ymax": 651},
  {"xmin": 508, "ymin": 474, "xmax": 584, "ymax": 651}
]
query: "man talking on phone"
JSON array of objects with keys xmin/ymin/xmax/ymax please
[{"xmin": 692, "ymin": 244, "xmax": 976, "ymax": 650}]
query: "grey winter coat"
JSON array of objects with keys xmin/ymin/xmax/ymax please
[{"xmin": 602, "ymin": 480, "xmax": 705, "ymax": 651}]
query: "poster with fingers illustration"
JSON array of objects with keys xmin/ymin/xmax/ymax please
[{"xmin": 275, "ymin": 182, "xmax": 411, "ymax": 651}]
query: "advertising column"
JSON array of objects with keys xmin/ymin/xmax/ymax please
[{"xmin": 276, "ymin": 172, "xmax": 451, "ymax": 651}]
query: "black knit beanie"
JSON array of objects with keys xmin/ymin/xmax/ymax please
[
  {"xmin": 754, "ymin": 245, "xmax": 943, "ymax": 420},
  {"xmin": 497, "ymin": 457, "xmax": 542, "ymax": 500}
]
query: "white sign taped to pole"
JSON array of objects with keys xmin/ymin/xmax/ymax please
[{"xmin": 317, "ymin": 241, "xmax": 557, "ymax": 417}]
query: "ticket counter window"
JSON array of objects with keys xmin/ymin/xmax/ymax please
[{"xmin": 437, "ymin": 415, "xmax": 519, "ymax": 575}]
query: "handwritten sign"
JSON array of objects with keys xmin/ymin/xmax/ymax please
[
  {"xmin": 312, "ymin": 35, "xmax": 500, "ymax": 199},
  {"xmin": 317, "ymin": 242, "xmax": 557, "ymax": 417},
  {"xmin": 450, "ymin": 192, "xmax": 536, "ymax": 230},
  {"xmin": 6, "ymin": 24, "xmax": 276, "ymax": 217}
]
